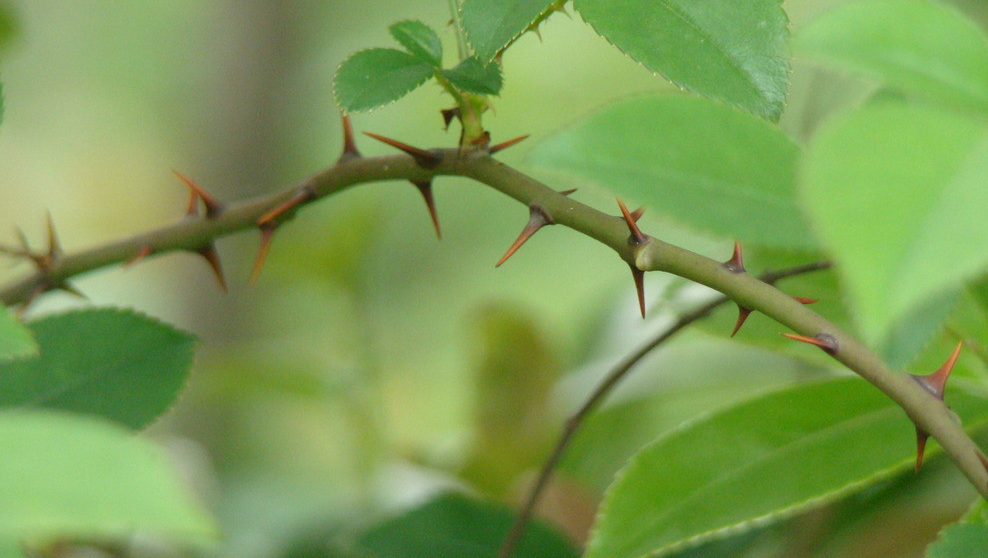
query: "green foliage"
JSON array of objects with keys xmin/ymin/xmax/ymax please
[
  {"xmin": 529, "ymin": 95, "xmax": 811, "ymax": 248},
  {"xmin": 460, "ymin": 0, "xmax": 559, "ymax": 62},
  {"xmin": 573, "ymin": 0, "xmax": 790, "ymax": 121},
  {"xmin": 440, "ymin": 56, "xmax": 503, "ymax": 95},
  {"xmin": 794, "ymin": 0, "xmax": 988, "ymax": 115},
  {"xmin": 585, "ymin": 377, "xmax": 988, "ymax": 558},
  {"xmin": 0, "ymin": 306, "xmax": 36, "ymax": 361},
  {"xmin": 389, "ymin": 20, "xmax": 443, "ymax": 67},
  {"xmin": 0, "ymin": 308, "xmax": 196, "ymax": 429},
  {"xmin": 353, "ymin": 492, "xmax": 577, "ymax": 558},
  {"xmin": 334, "ymin": 48, "xmax": 436, "ymax": 113},
  {"xmin": 927, "ymin": 501, "xmax": 988, "ymax": 557},
  {"xmin": 0, "ymin": 410, "xmax": 216, "ymax": 546}
]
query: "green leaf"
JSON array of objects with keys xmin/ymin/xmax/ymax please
[
  {"xmin": 334, "ymin": 48, "xmax": 436, "ymax": 113},
  {"xmin": 794, "ymin": 0, "xmax": 988, "ymax": 115},
  {"xmin": 927, "ymin": 501, "xmax": 988, "ymax": 557},
  {"xmin": 440, "ymin": 56, "xmax": 503, "ymax": 95},
  {"xmin": 573, "ymin": 0, "xmax": 790, "ymax": 121},
  {"xmin": 355, "ymin": 492, "xmax": 578, "ymax": 558},
  {"xmin": 800, "ymin": 101, "xmax": 988, "ymax": 344},
  {"xmin": 389, "ymin": 20, "xmax": 443, "ymax": 67},
  {"xmin": 0, "ymin": 308, "xmax": 196, "ymax": 429},
  {"xmin": 0, "ymin": 306, "xmax": 36, "ymax": 361},
  {"xmin": 0, "ymin": 410, "xmax": 216, "ymax": 542},
  {"xmin": 528, "ymin": 95, "xmax": 812, "ymax": 248},
  {"xmin": 584, "ymin": 377, "xmax": 988, "ymax": 558},
  {"xmin": 461, "ymin": 0, "xmax": 558, "ymax": 62}
]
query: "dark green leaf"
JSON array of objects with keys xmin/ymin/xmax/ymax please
[
  {"xmin": 461, "ymin": 0, "xmax": 558, "ymax": 62},
  {"xmin": 0, "ymin": 305, "xmax": 36, "ymax": 361},
  {"xmin": 528, "ymin": 95, "xmax": 811, "ymax": 248},
  {"xmin": 573, "ymin": 0, "xmax": 791, "ymax": 121},
  {"xmin": 0, "ymin": 410, "xmax": 217, "ymax": 543},
  {"xmin": 334, "ymin": 48, "xmax": 436, "ymax": 113},
  {"xmin": 0, "ymin": 308, "xmax": 196, "ymax": 429},
  {"xmin": 440, "ymin": 56, "xmax": 502, "ymax": 95},
  {"xmin": 356, "ymin": 492, "xmax": 578, "ymax": 558},
  {"xmin": 794, "ymin": 0, "xmax": 988, "ymax": 115},
  {"xmin": 584, "ymin": 377, "xmax": 988, "ymax": 558},
  {"xmin": 389, "ymin": 20, "xmax": 443, "ymax": 67}
]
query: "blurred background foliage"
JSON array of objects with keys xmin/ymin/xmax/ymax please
[{"xmin": 2, "ymin": 1, "xmax": 988, "ymax": 557}]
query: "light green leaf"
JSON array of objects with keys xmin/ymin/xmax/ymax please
[
  {"xmin": 794, "ymin": 0, "xmax": 988, "ymax": 115},
  {"xmin": 461, "ymin": 0, "xmax": 558, "ymax": 63},
  {"xmin": 0, "ymin": 306, "xmax": 36, "ymax": 361},
  {"xmin": 389, "ymin": 20, "xmax": 442, "ymax": 67},
  {"xmin": 334, "ymin": 48, "xmax": 436, "ymax": 113},
  {"xmin": 0, "ymin": 410, "xmax": 217, "ymax": 543},
  {"xmin": 528, "ymin": 95, "xmax": 812, "ymax": 248},
  {"xmin": 440, "ymin": 56, "xmax": 502, "ymax": 95},
  {"xmin": 573, "ymin": 0, "xmax": 790, "ymax": 121},
  {"xmin": 927, "ymin": 501, "xmax": 988, "ymax": 557},
  {"xmin": 355, "ymin": 492, "xmax": 578, "ymax": 558},
  {"xmin": 0, "ymin": 308, "xmax": 196, "ymax": 429},
  {"xmin": 584, "ymin": 377, "xmax": 988, "ymax": 558},
  {"xmin": 800, "ymin": 101, "xmax": 988, "ymax": 344}
]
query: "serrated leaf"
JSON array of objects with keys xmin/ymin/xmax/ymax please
[
  {"xmin": 334, "ymin": 48, "xmax": 436, "ymax": 113},
  {"xmin": 0, "ymin": 308, "xmax": 196, "ymax": 429},
  {"xmin": 0, "ymin": 410, "xmax": 217, "ymax": 543},
  {"xmin": 573, "ymin": 0, "xmax": 790, "ymax": 121},
  {"xmin": 0, "ymin": 305, "xmax": 36, "ymax": 361},
  {"xmin": 800, "ymin": 101, "xmax": 988, "ymax": 345},
  {"xmin": 528, "ymin": 95, "xmax": 812, "ymax": 248},
  {"xmin": 461, "ymin": 0, "xmax": 557, "ymax": 63},
  {"xmin": 584, "ymin": 377, "xmax": 988, "ymax": 558},
  {"xmin": 389, "ymin": 20, "xmax": 442, "ymax": 67},
  {"xmin": 927, "ymin": 501, "xmax": 988, "ymax": 557},
  {"xmin": 440, "ymin": 56, "xmax": 502, "ymax": 95},
  {"xmin": 794, "ymin": 0, "xmax": 988, "ymax": 115},
  {"xmin": 355, "ymin": 492, "xmax": 578, "ymax": 558}
]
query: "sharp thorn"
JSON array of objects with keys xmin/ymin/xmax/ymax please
[
  {"xmin": 185, "ymin": 188, "xmax": 199, "ymax": 217},
  {"xmin": 195, "ymin": 243, "xmax": 227, "ymax": 291},
  {"xmin": 631, "ymin": 265, "xmax": 646, "ymax": 319},
  {"xmin": 250, "ymin": 224, "xmax": 278, "ymax": 285},
  {"xmin": 339, "ymin": 114, "xmax": 361, "ymax": 161},
  {"xmin": 615, "ymin": 197, "xmax": 646, "ymax": 244},
  {"xmin": 173, "ymin": 170, "xmax": 223, "ymax": 218},
  {"xmin": 910, "ymin": 342, "xmax": 962, "ymax": 400},
  {"xmin": 916, "ymin": 427, "xmax": 929, "ymax": 472},
  {"xmin": 794, "ymin": 296, "xmax": 818, "ymax": 305},
  {"xmin": 781, "ymin": 332, "xmax": 839, "ymax": 355},
  {"xmin": 124, "ymin": 244, "xmax": 154, "ymax": 269},
  {"xmin": 731, "ymin": 306, "xmax": 752, "ymax": 337},
  {"xmin": 723, "ymin": 240, "xmax": 745, "ymax": 273},
  {"xmin": 258, "ymin": 187, "xmax": 316, "ymax": 227},
  {"xmin": 411, "ymin": 180, "xmax": 441, "ymax": 239},
  {"xmin": 495, "ymin": 205, "xmax": 552, "ymax": 267},
  {"xmin": 441, "ymin": 107, "xmax": 460, "ymax": 130},
  {"xmin": 488, "ymin": 134, "xmax": 530, "ymax": 155},
  {"xmin": 363, "ymin": 132, "xmax": 443, "ymax": 169},
  {"xmin": 558, "ymin": 188, "xmax": 577, "ymax": 196},
  {"xmin": 630, "ymin": 207, "xmax": 645, "ymax": 222}
]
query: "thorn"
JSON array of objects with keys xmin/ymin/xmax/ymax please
[
  {"xmin": 185, "ymin": 188, "xmax": 199, "ymax": 217},
  {"xmin": 781, "ymin": 332, "xmax": 839, "ymax": 355},
  {"xmin": 124, "ymin": 244, "xmax": 154, "ymax": 269},
  {"xmin": 794, "ymin": 296, "xmax": 818, "ymax": 305},
  {"xmin": 55, "ymin": 281, "xmax": 86, "ymax": 300},
  {"xmin": 630, "ymin": 265, "xmax": 646, "ymax": 319},
  {"xmin": 363, "ymin": 132, "xmax": 443, "ymax": 169},
  {"xmin": 411, "ymin": 180, "xmax": 441, "ymax": 239},
  {"xmin": 630, "ymin": 207, "xmax": 645, "ymax": 222},
  {"xmin": 488, "ymin": 135, "xmax": 530, "ymax": 155},
  {"xmin": 723, "ymin": 240, "xmax": 745, "ymax": 273},
  {"xmin": 441, "ymin": 107, "xmax": 460, "ymax": 130},
  {"xmin": 250, "ymin": 223, "xmax": 278, "ymax": 284},
  {"xmin": 616, "ymin": 197, "xmax": 646, "ymax": 245},
  {"xmin": 915, "ymin": 428, "xmax": 929, "ymax": 472},
  {"xmin": 558, "ymin": 188, "xmax": 577, "ymax": 196},
  {"xmin": 339, "ymin": 114, "xmax": 361, "ymax": 161},
  {"xmin": 173, "ymin": 170, "xmax": 223, "ymax": 218},
  {"xmin": 257, "ymin": 187, "xmax": 315, "ymax": 227},
  {"xmin": 731, "ymin": 306, "xmax": 752, "ymax": 337},
  {"xmin": 44, "ymin": 211, "xmax": 62, "ymax": 261},
  {"xmin": 195, "ymin": 243, "xmax": 227, "ymax": 291},
  {"xmin": 496, "ymin": 205, "xmax": 552, "ymax": 267},
  {"xmin": 910, "ymin": 342, "xmax": 962, "ymax": 401}
]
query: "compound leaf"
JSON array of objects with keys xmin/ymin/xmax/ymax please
[
  {"xmin": 334, "ymin": 48, "xmax": 435, "ymax": 113},
  {"xmin": 389, "ymin": 20, "xmax": 443, "ymax": 67},
  {"xmin": 440, "ymin": 56, "xmax": 502, "ymax": 95}
]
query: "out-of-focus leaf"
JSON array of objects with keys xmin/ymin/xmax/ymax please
[
  {"xmin": 800, "ymin": 101, "xmax": 988, "ymax": 345},
  {"xmin": 0, "ymin": 308, "xmax": 196, "ymax": 429},
  {"xmin": 461, "ymin": 0, "xmax": 558, "ymax": 63},
  {"xmin": 389, "ymin": 20, "xmax": 442, "ymax": 67},
  {"xmin": 927, "ymin": 500, "xmax": 988, "ymax": 557},
  {"xmin": 355, "ymin": 492, "xmax": 578, "ymax": 558},
  {"xmin": 334, "ymin": 48, "xmax": 435, "ymax": 113},
  {"xmin": 573, "ymin": 0, "xmax": 791, "ymax": 121},
  {"xmin": 528, "ymin": 95, "xmax": 811, "ymax": 248},
  {"xmin": 440, "ymin": 56, "xmax": 502, "ymax": 95},
  {"xmin": 794, "ymin": 0, "xmax": 988, "ymax": 115},
  {"xmin": 584, "ymin": 377, "xmax": 988, "ymax": 558},
  {"xmin": 0, "ymin": 305, "xmax": 36, "ymax": 361}
]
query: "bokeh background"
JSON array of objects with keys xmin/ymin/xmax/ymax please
[{"xmin": 2, "ymin": 2, "xmax": 988, "ymax": 557}]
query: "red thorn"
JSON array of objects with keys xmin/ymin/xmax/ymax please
[
  {"xmin": 794, "ymin": 296, "xmax": 818, "ymax": 305},
  {"xmin": 184, "ymin": 188, "xmax": 199, "ymax": 217},
  {"xmin": 250, "ymin": 224, "xmax": 278, "ymax": 284},
  {"xmin": 488, "ymin": 134, "xmax": 530, "ymax": 155},
  {"xmin": 731, "ymin": 306, "xmax": 752, "ymax": 337},
  {"xmin": 411, "ymin": 180, "xmax": 441, "ymax": 239},
  {"xmin": 124, "ymin": 244, "xmax": 154, "ymax": 269},
  {"xmin": 781, "ymin": 332, "xmax": 839, "ymax": 355},
  {"xmin": 630, "ymin": 207, "xmax": 645, "ymax": 222},
  {"xmin": 173, "ymin": 170, "xmax": 223, "ymax": 218},
  {"xmin": 339, "ymin": 114, "xmax": 361, "ymax": 161},
  {"xmin": 916, "ymin": 428, "xmax": 929, "ymax": 472},
  {"xmin": 195, "ymin": 244, "xmax": 227, "ymax": 291},
  {"xmin": 441, "ymin": 107, "xmax": 460, "ymax": 130},
  {"xmin": 910, "ymin": 342, "xmax": 962, "ymax": 400},
  {"xmin": 616, "ymin": 197, "xmax": 646, "ymax": 244},
  {"xmin": 630, "ymin": 265, "xmax": 646, "ymax": 319},
  {"xmin": 258, "ymin": 187, "xmax": 315, "ymax": 227},
  {"xmin": 496, "ymin": 205, "xmax": 552, "ymax": 267},
  {"xmin": 724, "ymin": 240, "xmax": 745, "ymax": 273},
  {"xmin": 363, "ymin": 132, "xmax": 443, "ymax": 169}
]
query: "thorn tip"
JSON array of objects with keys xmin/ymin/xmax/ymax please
[
  {"xmin": 495, "ymin": 205, "xmax": 552, "ymax": 267},
  {"xmin": 363, "ymin": 132, "xmax": 443, "ymax": 169}
]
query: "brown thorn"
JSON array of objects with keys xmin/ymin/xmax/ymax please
[
  {"xmin": 173, "ymin": 170, "xmax": 223, "ymax": 218},
  {"xmin": 496, "ymin": 205, "xmax": 552, "ymax": 267},
  {"xmin": 558, "ymin": 188, "xmax": 577, "ymax": 196},
  {"xmin": 781, "ymin": 332, "xmax": 839, "ymax": 355},
  {"xmin": 184, "ymin": 188, "xmax": 199, "ymax": 217},
  {"xmin": 916, "ymin": 428, "xmax": 929, "ymax": 472},
  {"xmin": 257, "ymin": 187, "xmax": 315, "ymax": 227},
  {"xmin": 910, "ymin": 341, "xmax": 962, "ymax": 401},
  {"xmin": 339, "ymin": 114, "xmax": 361, "ymax": 161},
  {"xmin": 630, "ymin": 207, "xmax": 645, "ymax": 222},
  {"xmin": 731, "ymin": 306, "xmax": 752, "ymax": 337},
  {"xmin": 363, "ymin": 132, "xmax": 443, "ymax": 169},
  {"xmin": 123, "ymin": 244, "xmax": 154, "ymax": 269},
  {"xmin": 250, "ymin": 224, "xmax": 278, "ymax": 285},
  {"xmin": 615, "ymin": 197, "xmax": 645, "ymax": 244},
  {"xmin": 723, "ymin": 240, "xmax": 745, "ymax": 273},
  {"xmin": 794, "ymin": 296, "xmax": 818, "ymax": 305},
  {"xmin": 441, "ymin": 107, "xmax": 460, "ymax": 130},
  {"xmin": 195, "ymin": 243, "xmax": 227, "ymax": 291},
  {"xmin": 410, "ymin": 180, "xmax": 441, "ymax": 240},
  {"xmin": 488, "ymin": 134, "xmax": 530, "ymax": 155},
  {"xmin": 630, "ymin": 265, "xmax": 646, "ymax": 319}
]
